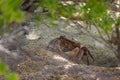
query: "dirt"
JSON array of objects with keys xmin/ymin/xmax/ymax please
[{"xmin": 11, "ymin": 46, "xmax": 120, "ymax": 80}]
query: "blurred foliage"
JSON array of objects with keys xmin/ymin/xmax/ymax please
[
  {"xmin": 116, "ymin": 17, "xmax": 120, "ymax": 26},
  {"xmin": 60, "ymin": 5, "xmax": 76, "ymax": 19},
  {"xmin": 81, "ymin": 0, "xmax": 115, "ymax": 33},
  {"xmin": 0, "ymin": 0, "xmax": 24, "ymax": 33},
  {"xmin": 0, "ymin": 61, "xmax": 8, "ymax": 75},
  {"xmin": 37, "ymin": 0, "xmax": 117, "ymax": 34},
  {"xmin": 0, "ymin": 0, "xmax": 118, "ymax": 34},
  {"xmin": 37, "ymin": 0, "xmax": 76, "ymax": 25},
  {"xmin": 5, "ymin": 73, "xmax": 19, "ymax": 80},
  {"xmin": 39, "ymin": 0, "xmax": 61, "ymax": 20},
  {"xmin": 0, "ymin": 60, "xmax": 19, "ymax": 80}
]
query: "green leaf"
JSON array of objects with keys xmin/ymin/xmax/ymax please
[
  {"xmin": 0, "ymin": 0, "xmax": 24, "ymax": 23},
  {"xmin": 0, "ymin": 61, "xmax": 8, "ymax": 75},
  {"xmin": 50, "ymin": 21, "xmax": 58, "ymax": 27},
  {"xmin": 98, "ymin": 15, "xmax": 114, "ymax": 32},
  {"xmin": 39, "ymin": 0, "xmax": 62, "ymax": 19},
  {"xmin": 116, "ymin": 17, "xmax": 120, "ymax": 26},
  {"xmin": 82, "ymin": 0, "xmax": 108, "ymax": 22},
  {"xmin": 10, "ymin": 11, "xmax": 24, "ymax": 23},
  {"xmin": 7, "ymin": 0, "xmax": 23, "ymax": 10},
  {"xmin": 0, "ymin": 16, "xmax": 3, "ymax": 27},
  {"xmin": 6, "ymin": 73, "xmax": 19, "ymax": 80},
  {"xmin": 60, "ymin": 5, "xmax": 76, "ymax": 18}
]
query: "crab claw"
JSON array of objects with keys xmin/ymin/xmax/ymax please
[{"xmin": 65, "ymin": 47, "xmax": 80, "ymax": 56}]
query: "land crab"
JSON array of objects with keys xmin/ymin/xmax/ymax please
[{"xmin": 48, "ymin": 35, "xmax": 94, "ymax": 65}]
